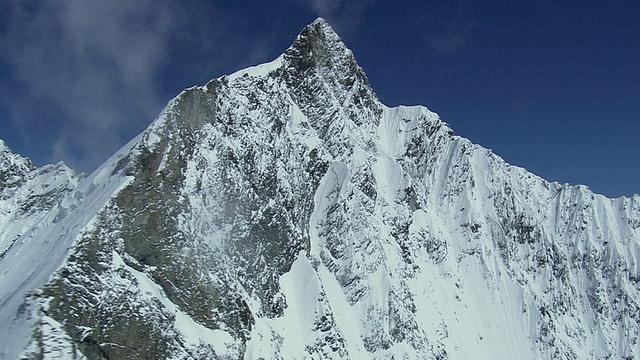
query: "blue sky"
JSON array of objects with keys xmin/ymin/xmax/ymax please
[{"xmin": 0, "ymin": 1, "xmax": 638, "ymax": 197}]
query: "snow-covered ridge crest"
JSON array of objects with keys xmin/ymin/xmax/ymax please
[
  {"xmin": 1, "ymin": 140, "xmax": 35, "ymax": 183},
  {"xmin": 225, "ymin": 54, "xmax": 284, "ymax": 82},
  {"xmin": 217, "ymin": 17, "xmax": 351, "ymax": 84}
]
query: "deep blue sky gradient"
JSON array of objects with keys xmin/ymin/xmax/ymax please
[{"xmin": 0, "ymin": 1, "xmax": 638, "ymax": 197}]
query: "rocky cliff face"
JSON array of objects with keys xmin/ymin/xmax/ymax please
[{"xmin": 1, "ymin": 19, "xmax": 639, "ymax": 359}]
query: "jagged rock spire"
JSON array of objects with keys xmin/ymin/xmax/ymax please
[
  {"xmin": 0, "ymin": 139, "xmax": 35, "ymax": 188},
  {"xmin": 282, "ymin": 18, "xmax": 380, "ymax": 139},
  {"xmin": 285, "ymin": 18, "xmax": 351, "ymax": 71},
  {"xmin": 284, "ymin": 18, "xmax": 373, "ymax": 93}
]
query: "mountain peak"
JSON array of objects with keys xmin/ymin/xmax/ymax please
[
  {"xmin": 2, "ymin": 19, "xmax": 639, "ymax": 360},
  {"xmin": 285, "ymin": 18, "xmax": 353, "ymax": 74},
  {"xmin": 311, "ymin": 16, "xmax": 328, "ymax": 25},
  {"xmin": 282, "ymin": 18, "xmax": 379, "ymax": 132},
  {"xmin": 0, "ymin": 139, "xmax": 35, "ymax": 184},
  {"xmin": 0, "ymin": 139, "xmax": 17, "ymax": 159},
  {"xmin": 307, "ymin": 17, "xmax": 339, "ymax": 40}
]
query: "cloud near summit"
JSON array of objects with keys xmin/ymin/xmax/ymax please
[{"xmin": 301, "ymin": 0, "xmax": 377, "ymax": 34}]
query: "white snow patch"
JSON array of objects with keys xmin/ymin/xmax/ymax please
[
  {"xmin": 226, "ymin": 55, "xmax": 283, "ymax": 82},
  {"xmin": 309, "ymin": 162, "xmax": 350, "ymax": 258},
  {"xmin": 245, "ymin": 253, "xmax": 321, "ymax": 359},
  {"xmin": 19, "ymin": 312, "xmax": 87, "ymax": 360},
  {"xmin": 0, "ymin": 133, "xmax": 140, "ymax": 359},
  {"xmin": 317, "ymin": 264, "xmax": 368, "ymax": 358},
  {"xmin": 112, "ymin": 251, "xmax": 237, "ymax": 357}
]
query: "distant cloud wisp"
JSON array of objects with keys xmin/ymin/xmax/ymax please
[
  {"xmin": 429, "ymin": 36, "xmax": 466, "ymax": 54},
  {"xmin": 416, "ymin": 1, "xmax": 477, "ymax": 55},
  {"xmin": 300, "ymin": 0, "xmax": 377, "ymax": 34},
  {"xmin": 1, "ymin": 0, "xmax": 181, "ymax": 172}
]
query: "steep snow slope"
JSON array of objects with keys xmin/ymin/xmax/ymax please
[
  {"xmin": 1, "ymin": 18, "xmax": 638, "ymax": 359},
  {"xmin": 0, "ymin": 140, "xmax": 80, "ymax": 358},
  {"xmin": 0, "ymin": 140, "xmax": 78, "ymax": 257},
  {"xmin": 0, "ymin": 135, "xmax": 149, "ymax": 359}
]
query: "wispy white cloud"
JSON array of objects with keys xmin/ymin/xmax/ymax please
[
  {"xmin": 1, "ymin": 0, "xmax": 276, "ymax": 173},
  {"xmin": 416, "ymin": 0, "xmax": 477, "ymax": 55},
  {"xmin": 0, "ymin": 1, "xmax": 336, "ymax": 173},
  {"xmin": 1, "ymin": 0, "xmax": 182, "ymax": 172},
  {"xmin": 429, "ymin": 36, "xmax": 466, "ymax": 54},
  {"xmin": 300, "ymin": 0, "xmax": 377, "ymax": 34}
]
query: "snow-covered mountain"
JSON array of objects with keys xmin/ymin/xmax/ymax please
[
  {"xmin": 0, "ymin": 140, "xmax": 81, "ymax": 357},
  {"xmin": 1, "ymin": 18, "xmax": 639, "ymax": 359}
]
